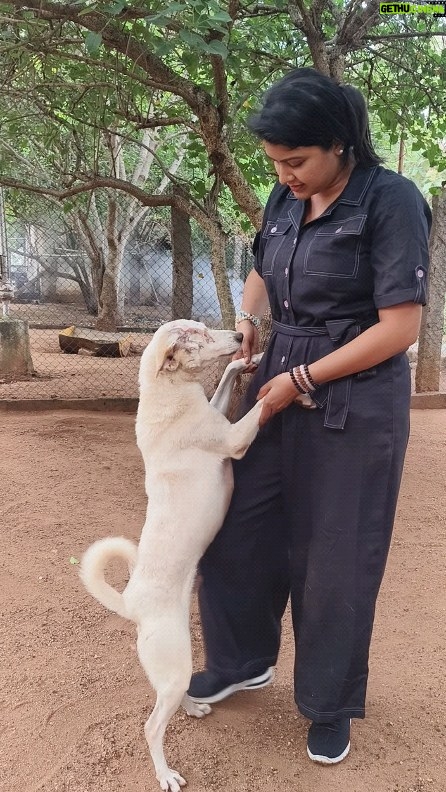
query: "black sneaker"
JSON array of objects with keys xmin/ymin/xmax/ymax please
[
  {"xmin": 188, "ymin": 667, "xmax": 274, "ymax": 704},
  {"xmin": 307, "ymin": 717, "xmax": 351, "ymax": 764}
]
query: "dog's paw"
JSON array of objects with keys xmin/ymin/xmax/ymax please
[
  {"xmin": 250, "ymin": 352, "xmax": 263, "ymax": 366},
  {"xmin": 158, "ymin": 768, "xmax": 186, "ymax": 792},
  {"xmin": 228, "ymin": 353, "xmax": 263, "ymax": 374},
  {"xmin": 227, "ymin": 358, "xmax": 249, "ymax": 372},
  {"xmin": 189, "ymin": 701, "xmax": 212, "ymax": 718},
  {"xmin": 182, "ymin": 694, "xmax": 212, "ymax": 718}
]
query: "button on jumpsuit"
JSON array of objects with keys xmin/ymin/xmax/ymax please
[{"xmin": 198, "ymin": 165, "xmax": 432, "ymax": 721}]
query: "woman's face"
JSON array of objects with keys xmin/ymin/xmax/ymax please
[{"xmin": 263, "ymin": 141, "xmax": 348, "ymax": 200}]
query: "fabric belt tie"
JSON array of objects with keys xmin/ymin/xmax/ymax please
[{"xmin": 271, "ymin": 318, "xmax": 376, "ymax": 430}]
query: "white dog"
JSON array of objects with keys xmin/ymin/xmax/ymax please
[{"xmin": 80, "ymin": 320, "xmax": 264, "ymax": 792}]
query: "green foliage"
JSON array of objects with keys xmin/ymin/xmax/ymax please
[
  {"xmin": 349, "ymin": 16, "xmax": 446, "ymax": 178},
  {"xmin": 84, "ymin": 30, "xmax": 102, "ymax": 55},
  {"xmin": 0, "ymin": 0, "xmax": 445, "ymax": 232}
]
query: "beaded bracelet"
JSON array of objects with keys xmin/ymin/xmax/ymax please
[
  {"xmin": 295, "ymin": 367, "xmax": 310, "ymax": 393},
  {"xmin": 235, "ymin": 310, "xmax": 261, "ymax": 330},
  {"xmin": 289, "ymin": 367, "xmax": 307, "ymax": 395},
  {"xmin": 302, "ymin": 363, "xmax": 318, "ymax": 390},
  {"xmin": 290, "ymin": 365, "xmax": 319, "ymax": 395},
  {"xmin": 297, "ymin": 365, "xmax": 315, "ymax": 393}
]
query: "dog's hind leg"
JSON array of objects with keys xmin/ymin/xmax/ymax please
[
  {"xmin": 144, "ymin": 691, "xmax": 211, "ymax": 791},
  {"xmin": 144, "ymin": 691, "xmax": 187, "ymax": 792},
  {"xmin": 137, "ymin": 620, "xmax": 207, "ymax": 791}
]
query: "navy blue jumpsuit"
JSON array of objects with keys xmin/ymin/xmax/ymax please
[{"xmin": 198, "ymin": 165, "xmax": 432, "ymax": 722}]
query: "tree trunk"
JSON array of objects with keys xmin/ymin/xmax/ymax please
[
  {"xmin": 232, "ymin": 235, "xmax": 243, "ymax": 279},
  {"xmin": 96, "ymin": 196, "xmax": 123, "ymax": 330},
  {"xmin": 69, "ymin": 255, "xmax": 97, "ymax": 314},
  {"xmin": 72, "ymin": 211, "xmax": 104, "ymax": 315},
  {"xmin": 90, "ymin": 249, "xmax": 105, "ymax": 313},
  {"xmin": 210, "ymin": 232, "xmax": 235, "ymax": 329},
  {"xmin": 96, "ymin": 268, "xmax": 120, "ymax": 329},
  {"xmin": 171, "ymin": 198, "xmax": 193, "ymax": 320},
  {"xmin": 77, "ymin": 277, "xmax": 97, "ymax": 314},
  {"xmin": 415, "ymin": 189, "xmax": 446, "ymax": 392}
]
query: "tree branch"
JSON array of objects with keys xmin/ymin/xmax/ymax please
[
  {"xmin": 6, "ymin": 0, "xmax": 263, "ymax": 227},
  {"xmin": 7, "ymin": 0, "xmax": 215, "ymax": 112},
  {"xmin": 0, "ymin": 175, "xmax": 225, "ymax": 238}
]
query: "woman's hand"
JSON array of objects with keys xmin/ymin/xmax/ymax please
[
  {"xmin": 233, "ymin": 320, "xmax": 259, "ymax": 370},
  {"xmin": 232, "ymin": 270, "xmax": 269, "ymax": 369},
  {"xmin": 256, "ymin": 372, "xmax": 297, "ymax": 426}
]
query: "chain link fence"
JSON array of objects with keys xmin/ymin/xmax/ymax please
[{"xmin": 0, "ymin": 191, "xmax": 255, "ymax": 401}]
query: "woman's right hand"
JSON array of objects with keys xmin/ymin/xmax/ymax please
[{"xmin": 233, "ymin": 320, "xmax": 259, "ymax": 370}]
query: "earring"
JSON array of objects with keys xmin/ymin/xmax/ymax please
[{"xmin": 338, "ymin": 148, "xmax": 344, "ymax": 154}]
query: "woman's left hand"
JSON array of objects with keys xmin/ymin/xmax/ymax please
[{"xmin": 257, "ymin": 373, "xmax": 297, "ymax": 426}]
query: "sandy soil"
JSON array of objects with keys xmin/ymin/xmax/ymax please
[{"xmin": 1, "ymin": 407, "xmax": 445, "ymax": 792}]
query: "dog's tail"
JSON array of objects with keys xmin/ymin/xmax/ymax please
[{"xmin": 79, "ymin": 537, "xmax": 138, "ymax": 620}]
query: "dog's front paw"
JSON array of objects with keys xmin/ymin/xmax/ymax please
[
  {"xmin": 229, "ymin": 353, "xmax": 263, "ymax": 374},
  {"xmin": 250, "ymin": 352, "xmax": 263, "ymax": 366},
  {"xmin": 158, "ymin": 768, "xmax": 186, "ymax": 792}
]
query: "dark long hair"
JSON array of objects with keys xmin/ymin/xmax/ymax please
[{"xmin": 248, "ymin": 68, "xmax": 382, "ymax": 168}]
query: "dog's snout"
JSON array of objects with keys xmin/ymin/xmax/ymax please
[{"xmin": 235, "ymin": 332, "xmax": 243, "ymax": 342}]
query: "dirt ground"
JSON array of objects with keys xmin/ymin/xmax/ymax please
[{"xmin": 1, "ymin": 407, "xmax": 445, "ymax": 792}]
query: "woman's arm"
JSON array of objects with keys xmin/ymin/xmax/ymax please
[
  {"xmin": 257, "ymin": 302, "xmax": 422, "ymax": 425},
  {"xmin": 308, "ymin": 302, "xmax": 422, "ymax": 384},
  {"xmin": 234, "ymin": 269, "xmax": 270, "ymax": 362},
  {"xmin": 240, "ymin": 268, "xmax": 270, "ymax": 318}
]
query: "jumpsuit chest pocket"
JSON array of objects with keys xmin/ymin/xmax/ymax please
[
  {"xmin": 261, "ymin": 218, "xmax": 293, "ymax": 275},
  {"xmin": 304, "ymin": 214, "xmax": 367, "ymax": 278}
]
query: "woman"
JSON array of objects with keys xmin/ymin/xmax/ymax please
[{"xmin": 188, "ymin": 68, "xmax": 431, "ymax": 764}]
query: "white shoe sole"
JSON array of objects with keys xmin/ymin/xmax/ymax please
[
  {"xmin": 307, "ymin": 740, "xmax": 351, "ymax": 764},
  {"xmin": 189, "ymin": 667, "xmax": 275, "ymax": 705},
  {"xmin": 307, "ymin": 719, "xmax": 352, "ymax": 764}
]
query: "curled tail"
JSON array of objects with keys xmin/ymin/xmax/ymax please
[{"xmin": 79, "ymin": 537, "xmax": 138, "ymax": 619}]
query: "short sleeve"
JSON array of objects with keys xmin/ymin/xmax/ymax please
[
  {"xmin": 252, "ymin": 231, "xmax": 263, "ymax": 275},
  {"xmin": 253, "ymin": 182, "xmax": 288, "ymax": 277},
  {"xmin": 369, "ymin": 175, "xmax": 432, "ymax": 308}
]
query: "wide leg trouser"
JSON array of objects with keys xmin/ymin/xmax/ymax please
[
  {"xmin": 198, "ymin": 415, "xmax": 290, "ymax": 680},
  {"xmin": 198, "ymin": 355, "xmax": 411, "ymax": 721}
]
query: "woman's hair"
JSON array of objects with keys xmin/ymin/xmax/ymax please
[{"xmin": 248, "ymin": 67, "xmax": 382, "ymax": 168}]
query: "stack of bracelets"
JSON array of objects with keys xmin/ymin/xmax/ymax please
[
  {"xmin": 234, "ymin": 313, "xmax": 319, "ymax": 396},
  {"xmin": 289, "ymin": 364, "xmax": 319, "ymax": 395}
]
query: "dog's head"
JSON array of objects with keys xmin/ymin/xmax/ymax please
[{"xmin": 150, "ymin": 320, "xmax": 243, "ymax": 376}]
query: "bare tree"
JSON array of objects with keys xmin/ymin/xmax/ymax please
[{"xmin": 416, "ymin": 189, "xmax": 446, "ymax": 392}]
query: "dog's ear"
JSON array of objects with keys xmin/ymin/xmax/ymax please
[{"xmin": 155, "ymin": 342, "xmax": 180, "ymax": 375}]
